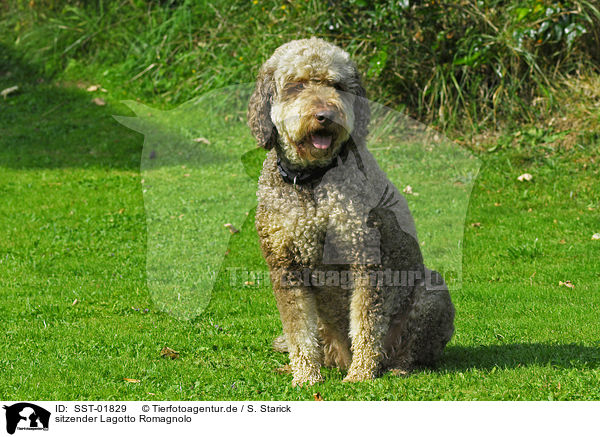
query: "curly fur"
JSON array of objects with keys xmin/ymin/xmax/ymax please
[{"xmin": 248, "ymin": 37, "xmax": 455, "ymax": 386}]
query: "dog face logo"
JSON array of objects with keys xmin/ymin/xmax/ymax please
[{"xmin": 3, "ymin": 403, "xmax": 50, "ymax": 435}]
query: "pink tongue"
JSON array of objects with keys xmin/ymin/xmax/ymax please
[{"xmin": 311, "ymin": 134, "xmax": 332, "ymax": 149}]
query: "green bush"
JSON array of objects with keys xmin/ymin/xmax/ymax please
[{"xmin": 2, "ymin": 0, "xmax": 598, "ymax": 128}]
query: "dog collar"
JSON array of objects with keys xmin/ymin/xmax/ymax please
[{"xmin": 276, "ymin": 156, "xmax": 339, "ymax": 187}]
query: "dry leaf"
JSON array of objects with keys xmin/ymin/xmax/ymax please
[
  {"xmin": 517, "ymin": 173, "xmax": 533, "ymax": 182},
  {"xmin": 160, "ymin": 347, "xmax": 180, "ymax": 359},
  {"xmin": 72, "ymin": 299, "xmax": 78, "ymax": 306},
  {"xmin": 92, "ymin": 97, "xmax": 106, "ymax": 106},
  {"xmin": 192, "ymin": 137, "xmax": 211, "ymax": 144},
  {"xmin": 86, "ymin": 84, "xmax": 100, "ymax": 92},
  {"xmin": 313, "ymin": 392, "xmax": 324, "ymax": 401},
  {"xmin": 390, "ymin": 368, "xmax": 409, "ymax": 377},
  {"xmin": 123, "ymin": 378, "xmax": 140, "ymax": 383},
  {"xmin": 471, "ymin": 222, "xmax": 482, "ymax": 228},
  {"xmin": 274, "ymin": 364, "xmax": 292, "ymax": 374},
  {"xmin": 592, "ymin": 233, "xmax": 600, "ymax": 240},
  {"xmin": 402, "ymin": 185, "xmax": 419, "ymax": 196},
  {"xmin": 1, "ymin": 85, "xmax": 19, "ymax": 99},
  {"xmin": 559, "ymin": 280, "xmax": 574, "ymax": 289},
  {"xmin": 224, "ymin": 223, "xmax": 239, "ymax": 234}
]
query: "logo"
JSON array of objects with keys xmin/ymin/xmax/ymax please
[{"xmin": 3, "ymin": 403, "xmax": 50, "ymax": 435}]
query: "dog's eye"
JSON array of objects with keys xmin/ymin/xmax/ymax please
[
  {"xmin": 286, "ymin": 82, "xmax": 305, "ymax": 93},
  {"xmin": 332, "ymin": 83, "xmax": 344, "ymax": 91}
]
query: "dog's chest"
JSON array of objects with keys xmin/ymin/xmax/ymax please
[{"xmin": 259, "ymin": 177, "xmax": 380, "ymax": 267}]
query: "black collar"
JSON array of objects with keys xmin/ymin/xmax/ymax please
[
  {"xmin": 275, "ymin": 139, "xmax": 366, "ymax": 187},
  {"xmin": 277, "ymin": 156, "xmax": 338, "ymax": 187}
]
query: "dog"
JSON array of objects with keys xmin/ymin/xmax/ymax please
[{"xmin": 247, "ymin": 37, "xmax": 454, "ymax": 385}]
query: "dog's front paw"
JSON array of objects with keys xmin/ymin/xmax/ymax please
[
  {"xmin": 343, "ymin": 361, "xmax": 377, "ymax": 383},
  {"xmin": 342, "ymin": 370, "xmax": 375, "ymax": 383},
  {"xmin": 291, "ymin": 368, "xmax": 323, "ymax": 387}
]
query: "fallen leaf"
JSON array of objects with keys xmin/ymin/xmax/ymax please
[
  {"xmin": 559, "ymin": 280, "xmax": 574, "ymax": 289},
  {"xmin": 313, "ymin": 392, "xmax": 324, "ymax": 401},
  {"xmin": 471, "ymin": 222, "xmax": 482, "ymax": 228},
  {"xmin": 274, "ymin": 364, "xmax": 292, "ymax": 374},
  {"xmin": 92, "ymin": 97, "xmax": 106, "ymax": 106},
  {"xmin": 72, "ymin": 299, "xmax": 78, "ymax": 306},
  {"xmin": 160, "ymin": 347, "xmax": 180, "ymax": 359},
  {"xmin": 390, "ymin": 368, "xmax": 409, "ymax": 377},
  {"xmin": 1, "ymin": 85, "xmax": 19, "ymax": 99},
  {"xmin": 517, "ymin": 173, "xmax": 533, "ymax": 182},
  {"xmin": 192, "ymin": 137, "xmax": 211, "ymax": 144},
  {"xmin": 592, "ymin": 233, "xmax": 600, "ymax": 240},
  {"xmin": 123, "ymin": 378, "xmax": 140, "ymax": 383},
  {"xmin": 224, "ymin": 223, "xmax": 239, "ymax": 234},
  {"xmin": 494, "ymin": 202, "xmax": 501, "ymax": 207},
  {"xmin": 86, "ymin": 84, "xmax": 100, "ymax": 92},
  {"xmin": 402, "ymin": 185, "xmax": 419, "ymax": 196},
  {"xmin": 529, "ymin": 271, "xmax": 536, "ymax": 286}
]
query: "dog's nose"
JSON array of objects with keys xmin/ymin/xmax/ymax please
[{"xmin": 315, "ymin": 110, "xmax": 335, "ymax": 125}]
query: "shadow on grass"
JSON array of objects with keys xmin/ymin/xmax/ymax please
[
  {"xmin": 442, "ymin": 343, "xmax": 600, "ymax": 371},
  {"xmin": 0, "ymin": 43, "xmax": 142, "ymax": 170}
]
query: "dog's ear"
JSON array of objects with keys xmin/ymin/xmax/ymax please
[
  {"xmin": 351, "ymin": 73, "xmax": 370, "ymax": 147},
  {"xmin": 247, "ymin": 66, "xmax": 277, "ymax": 150}
]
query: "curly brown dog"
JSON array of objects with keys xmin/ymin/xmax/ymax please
[{"xmin": 247, "ymin": 38, "xmax": 455, "ymax": 386}]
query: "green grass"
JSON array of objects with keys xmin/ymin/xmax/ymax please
[{"xmin": 1, "ymin": 42, "xmax": 599, "ymax": 401}]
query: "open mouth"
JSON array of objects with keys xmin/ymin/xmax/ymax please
[{"xmin": 309, "ymin": 132, "xmax": 333, "ymax": 150}]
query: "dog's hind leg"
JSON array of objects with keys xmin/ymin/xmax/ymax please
[
  {"xmin": 394, "ymin": 270, "xmax": 455, "ymax": 369},
  {"xmin": 272, "ymin": 334, "xmax": 288, "ymax": 353}
]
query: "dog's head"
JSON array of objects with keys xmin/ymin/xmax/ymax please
[{"xmin": 247, "ymin": 38, "xmax": 370, "ymax": 169}]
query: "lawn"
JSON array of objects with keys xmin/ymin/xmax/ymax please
[{"xmin": 1, "ymin": 40, "xmax": 599, "ymax": 401}]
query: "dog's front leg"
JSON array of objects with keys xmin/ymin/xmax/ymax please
[
  {"xmin": 344, "ymin": 277, "xmax": 389, "ymax": 382},
  {"xmin": 272, "ymin": 270, "xmax": 323, "ymax": 386}
]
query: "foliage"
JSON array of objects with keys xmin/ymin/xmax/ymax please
[{"xmin": 1, "ymin": 0, "xmax": 599, "ymax": 128}]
